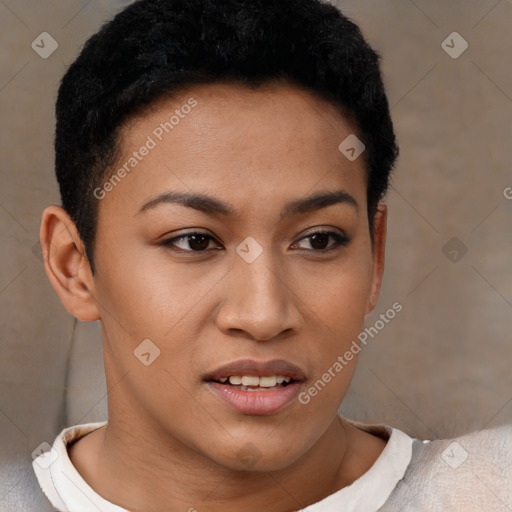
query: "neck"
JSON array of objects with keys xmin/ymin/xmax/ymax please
[{"xmin": 71, "ymin": 410, "xmax": 361, "ymax": 512}]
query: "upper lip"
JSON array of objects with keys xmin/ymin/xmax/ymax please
[{"xmin": 204, "ymin": 359, "xmax": 306, "ymax": 382}]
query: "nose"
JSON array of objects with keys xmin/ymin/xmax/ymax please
[{"xmin": 215, "ymin": 246, "xmax": 304, "ymax": 342}]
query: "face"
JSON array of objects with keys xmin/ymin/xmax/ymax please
[{"xmin": 79, "ymin": 81, "xmax": 385, "ymax": 471}]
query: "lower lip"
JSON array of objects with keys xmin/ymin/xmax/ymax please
[{"xmin": 206, "ymin": 381, "xmax": 302, "ymax": 415}]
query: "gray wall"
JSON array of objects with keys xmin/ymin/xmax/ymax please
[
  {"xmin": 336, "ymin": 0, "xmax": 512, "ymax": 439},
  {"xmin": 0, "ymin": 3, "xmax": 510, "ymax": 481}
]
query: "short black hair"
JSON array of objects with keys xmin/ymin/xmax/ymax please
[{"xmin": 55, "ymin": 0, "xmax": 399, "ymax": 271}]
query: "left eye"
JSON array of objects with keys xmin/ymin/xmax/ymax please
[{"xmin": 292, "ymin": 230, "xmax": 350, "ymax": 252}]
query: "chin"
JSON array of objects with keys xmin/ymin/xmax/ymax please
[{"xmin": 207, "ymin": 433, "xmax": 310, "ymax": 473}]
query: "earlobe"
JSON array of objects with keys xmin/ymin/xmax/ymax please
[
  {"xmin": 365, "ymin": 203, "xmax": 387, "ymax": 315},
  {"xmin": 40, "ymin": 206, "xmax": 100, "ymax": 322}
]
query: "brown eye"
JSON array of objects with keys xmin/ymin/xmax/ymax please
[
  {"xmin": 187, "ymin": 234, "xmax": 211, "ymax": 251},
  {"xmin": 308, "ymin": 233, "xmax": 330, "ymax": 250},
  {"xmin": 161, "ymin": 232, "xmax": 221, "ymax": 252},
  {"xmin": 294, "ymin": 230, "xmax": 350, "ymax": 252}
]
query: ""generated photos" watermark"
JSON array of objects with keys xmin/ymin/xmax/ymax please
[
  {"xmin": 298, "ymin": 301, "xmax": 403, "ymax": 404},
  {"xmin": 93, "ymin": 97, "xmax": 198, "ymax": 200}
]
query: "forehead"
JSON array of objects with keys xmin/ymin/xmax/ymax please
[{"xmin": 100, "ymin": 80, "xmax": 367, "ymax": 218}]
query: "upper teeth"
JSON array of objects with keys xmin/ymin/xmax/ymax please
[{"xmin": 218, "ymin": 375, "xmax": 292, "ymax": 387}]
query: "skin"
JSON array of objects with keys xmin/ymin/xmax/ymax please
[{"xmin": 41, "ymin": 80, "xmax": 388, "ymax": 512}]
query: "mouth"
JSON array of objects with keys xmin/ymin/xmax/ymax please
[{"xmin": 203, "ymin": 359, "xmax": 306, "ymax": 415}]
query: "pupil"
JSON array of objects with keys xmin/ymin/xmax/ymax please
[
  {"xmin": 189, "ymin": 234, "xmax": 209, "ymax": 251},
  {"xmin": 310, "ymin": 233, "xmax": 329, "ymax": 250}
]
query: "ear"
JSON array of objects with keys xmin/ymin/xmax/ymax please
[
  {"xmin": 365, "ymin": 202, "xmax": 387, "ymax": 316},
  {"xmin": 40, "ymin": 205, "xmax": 100, "ymax": 322}
]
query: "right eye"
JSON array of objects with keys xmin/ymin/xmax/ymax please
[{"xmin": 159, "ymin": 232, "xmax": 223, "ymax": 253}]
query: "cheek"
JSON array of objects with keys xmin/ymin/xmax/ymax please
[
  {"xmin": 326, "ymin": 271, "xmax": 372, "ymax": 334},
  {"xmin": 93, "ymin": 242, "xmax": 219, "ymax": 385},
  {"xmin": 307, "ymin": 276, "xmax": 368, "ymax": 374},
  {"xmin": 298, "ymin": 254, "xmax": 373, "ymax": 336},
  {"xmin": 94, "ymin": 241, "xmax": 196, "ymax": 331},
  {"xmin": 293, "ymin": 247, "xmax": 373, "ymax": 392}
]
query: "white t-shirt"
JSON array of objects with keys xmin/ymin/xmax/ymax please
[{"xmin": 32, "ymin": 417, "xmax": 414, "ymax": 512}]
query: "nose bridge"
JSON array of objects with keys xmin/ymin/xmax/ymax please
[
  {"xmin": 241, "ymin": 253, "xmax": 282, "ymax": 302},
  {"xmin": 218, "ymin": 238, "xmax": 301, "ymax": 340},
  {"xmin": 236, "ymin": 241, "xmax": 286, "ymax": 309}
]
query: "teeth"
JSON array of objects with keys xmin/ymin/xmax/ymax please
[
  {"xmin": 222, "ymin": 375, "xmax": 292, "ymax": 387},
  {"xmin": 241, "ymin": 376, "xmax": 260, "ymax": 386},
  {"xmin": 259, "ymin": 376, "xmax": 277, "ymax": 387}
]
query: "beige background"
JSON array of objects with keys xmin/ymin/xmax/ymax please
[{"xmin": 1, "ymin": 3, "xmax": 511, "ymax": 499}]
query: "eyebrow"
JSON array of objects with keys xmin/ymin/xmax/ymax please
[{"xmin": 137, "ymin": 189, "xmax": 358, "ymax": 219}]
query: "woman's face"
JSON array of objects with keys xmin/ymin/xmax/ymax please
[{"xmin": 91, "ymin": 81, "xmax": 386, "ymax": 471}]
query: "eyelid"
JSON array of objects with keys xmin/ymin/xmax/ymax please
[
  {"xmin": 298, "ymin": 226, "xmax": 348, "ymax": 239},
  {"xmin": 159, "ymin": 229, "xmax": 223, "ymax": 249}
]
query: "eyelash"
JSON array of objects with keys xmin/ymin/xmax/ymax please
[{"xmin": 159, "ymin": 229, "xmax": 351, "ymax": 255}]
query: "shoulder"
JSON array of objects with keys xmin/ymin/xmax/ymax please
[
  {"xmin": 380, "ymin": 423, "xmax": 512, "ymax": 511},
  {"xmin": 32, "ymin": 421, "xmax": 108, "ymax": 512}
]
